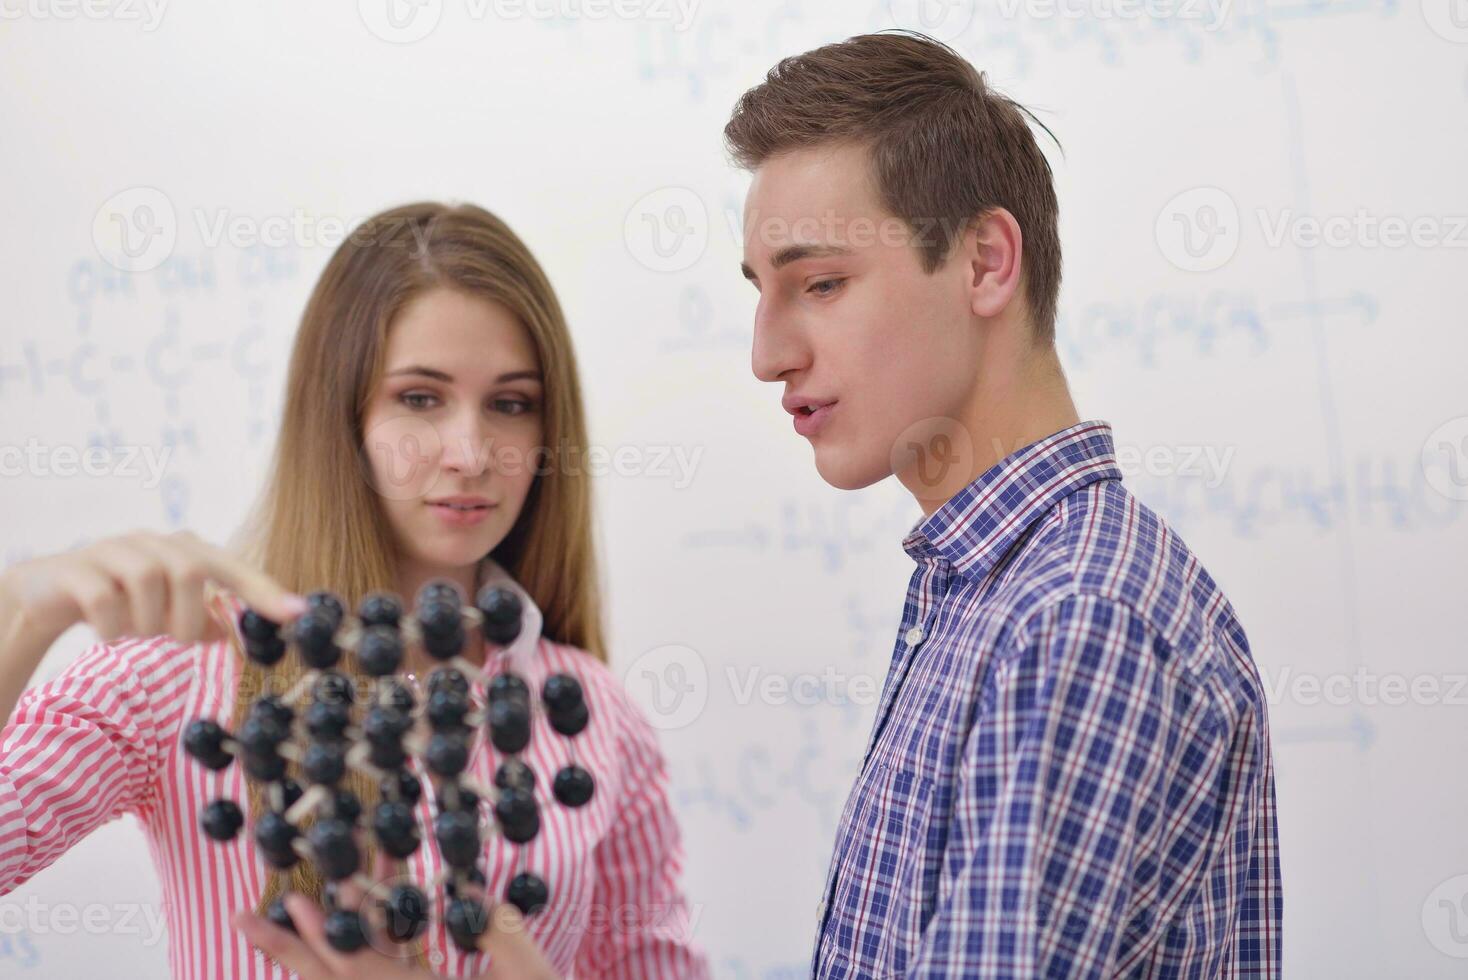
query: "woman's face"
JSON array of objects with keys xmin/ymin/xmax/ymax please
[{"xmin": 361, "ymin": 286, "xmax": 545, "ymax": 590}]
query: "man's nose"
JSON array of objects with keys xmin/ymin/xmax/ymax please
[{"xmin": 751, "ymin": 301, "xmax": 810, "ymax": 383}]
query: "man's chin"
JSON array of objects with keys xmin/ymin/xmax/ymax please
[{"xmin": 812, "ymin": 445, "xmax": 890, "ymax": 491}]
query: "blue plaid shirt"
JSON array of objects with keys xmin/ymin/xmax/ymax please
[{"xmin": 812, "ymin": 420, "xmax": 1282, "ymax": 978}]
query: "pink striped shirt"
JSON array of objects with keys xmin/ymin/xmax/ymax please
[{"xmin": 0, "ymin": 597, "xmax": 711, "ymax": 979}]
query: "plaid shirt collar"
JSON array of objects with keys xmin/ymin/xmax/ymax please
[{"xmin": 902, "ymin": 419, "xmax": 1124, "ymax": 582}]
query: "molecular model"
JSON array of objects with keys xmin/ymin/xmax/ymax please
[{"xmin": 182, "ymin": 580, "xmax": 595, "ymax": 953}]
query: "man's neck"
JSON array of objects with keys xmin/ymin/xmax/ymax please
[{"xmin": 902, "ymin": 347, "xmax": 1081, "ymax": 518}]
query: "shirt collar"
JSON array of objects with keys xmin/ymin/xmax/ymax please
[{"xmin": 902, "ymin": 419, "xmax": 1123, "ymax": 582}]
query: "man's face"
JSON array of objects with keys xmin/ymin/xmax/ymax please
[{"xmin": 741, "ymin": 143, "xmax": 982, "ymax": 491}]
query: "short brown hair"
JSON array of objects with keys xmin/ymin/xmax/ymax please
[{"xmin": 724, "ymin": 31, "xmax": 1063, "ymax": 343}]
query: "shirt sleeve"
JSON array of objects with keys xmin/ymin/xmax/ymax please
[
  {"xmin": 905, "ymin": 594, "xmax": 1226, "ymax": 979},
  {"xmin": 573, "ymin": 692, "xmax": 712, "ymax": 980},
  {"xmin": 0, "ymin": 635, "xmax": 195, "ymax": 894}
]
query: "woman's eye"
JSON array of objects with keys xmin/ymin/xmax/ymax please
[
  {"xmin": 399, "ymin": 392, "xmax": 438, "ymax": 410},
  {"xmin": 808, "ymin": 278, "xmax": 846, "ymax": 297},
  {"xmin": 494, "ymin": 398, "xmax": 534, "ymax": 416}
]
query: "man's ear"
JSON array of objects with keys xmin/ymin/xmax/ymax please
[{"xmin": 961, "ymin": 208, "xmax": 1024, "ymax": 320}]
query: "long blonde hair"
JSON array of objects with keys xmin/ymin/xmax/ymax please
[{"xmin": 224, "ymin": 201, "xmax": 606, "ymax": 947}]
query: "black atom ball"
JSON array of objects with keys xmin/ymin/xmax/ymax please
[
  {"xmin": 373, "ymin": 800, "xmax": 421, "ymax": 859},
  {"xmin": 487, "ymin": 697, "xmax": 532, "ymax": 755},
  {"xmin": 307, "ymin": 818, "xmax": 360, "ymax": 881},
  {"xmin": 542, "ymin": 673, "xmax": 584, "ymax": 714},
  {"xmin": 428, "ymin": 667, "xmax": 469, "ymax": 698},
  {"xmin": 435, "ymin": 810, "xmax": 480, "ymax": 869},
  {"xmin": 553, "ymin": 765, "xmax": 595, "ymax": 808},
  {"xmin": 488, "ymin": 672, "xmax": 530, "ymax": 703},
  {"xmin": 248, "ymin": 695, "xmax": 294, "ymax": 730},
  {"xmin": 507, "ymin": 872, "xmax": 549, "ymax": 916},
  {"xmin": 475, "ymin": 586, "xmax": 523, "ymax": 646},
  {"xmin": 294, "ymin": 609, "xmax": 340, "ymax": 669},
  {"xmin": 426, "ymin": 731, "xmax": 471, "ymax": 779},
  {"xmin": 182, "ymin": 719, "xmax": 232, "ymax": 771},
  {"xmin": 305, "ymin": 700, "xmax": 351, "ymax": 741},
  {"xmin": 381, "ymin": 769, "xmax": 422, "ymax": 805},
  {"xmin": 358, "ymin": 592, "xmax": 403, "ymax": 629},
  {"xmin": 255, "ymin": 811, "xmax": 300, "ymax": 869},
  {"xmin": 445, "ymin": 897, "xmax": 489, "ymax": 952},
  {"xmin": 324, "ymin": 908, "xmax": 368, "ymax": 953},
  {"xmin": 244, "ymin": 634, "xmax": 287, "ymax": 667},
  {"xmin": 201, "ymin": 799, "xmax": 244, "ymax": 841},
  {"xmin": 303, "ymin": 740, "xmax": 347, "ymax": 786},
  {"xmin": 495, "ymin": 759, "xmax": 536, "ymax": 794},
  {"xmin": 313, "ymin": 671, "xmax": 354, "ymax": 706},
  {"xmin": 416, "ymin": 578, "xmax": 463, "ymax": 608},
  {"xmin": 239, "ymin": 607, "xmax": 279, "ymax": 643},
  {"xmin": 494, "ymin": 787, "xmax": 541, "ymax": 845},
  {"xmin": 357, "ymin": 625, "xmax": 404, "ymax": 676},
  {"xmin": 548, "ymin": 701, "xmax": 590, "ymax": 738},
  {"xmin": 266, "ymin": 896, "xmax": 295, "ymax": 934},
  {"xmin": 382, "ymin": 883, "xmax": 430, "ymax": 943},
  {"xmin": 305, "ymin": 591, "xmax": 345, "ymax": 630}
]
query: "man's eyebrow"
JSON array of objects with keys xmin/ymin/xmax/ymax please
[
  {"xmin": 385, "ymin": 366, "xmax": 542, "ymax": 384},
  {"xmin": 740, "ymin": 243, "xmax": 855, "ymax": 281}
]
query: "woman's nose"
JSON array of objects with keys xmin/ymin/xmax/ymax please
[{"xmin": 437, "ymin": 412, "xmax": 493, "ymax": 477}]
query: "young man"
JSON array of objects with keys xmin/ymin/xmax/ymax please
[{"xmin": 725, "ymin": 32, "xmax": 1282, "ymax": 979}]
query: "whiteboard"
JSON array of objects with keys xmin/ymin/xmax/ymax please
[{"xmin": 2, "ymin": 1, "xmax": 1465, "ymax": 976}]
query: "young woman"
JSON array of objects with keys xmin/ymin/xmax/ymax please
[{"xmin": 0, "ymin": 202, "xmax": 711, "ymax": 979}]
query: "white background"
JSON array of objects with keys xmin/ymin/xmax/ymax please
[{"xmin": 1, "ymin": 1, "xmax": 1466, "ymax": 976}]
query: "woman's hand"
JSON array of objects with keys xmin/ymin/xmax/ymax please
[
  {"xmin": 3, "ymin": 529, "xmax": 307, "ymax": 649},
  {"xmin": 233, "ymin": 875, "xmax": 562, "ymax": 980}
]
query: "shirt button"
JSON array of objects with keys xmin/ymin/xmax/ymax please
[{"xmin": 905, "ymin": 626, "xmax": 925, "ymax": 647}]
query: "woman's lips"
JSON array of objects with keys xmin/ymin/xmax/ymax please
[{"xmin": 428, "ymin": 501, "xmax": 494, "ymax": 527}]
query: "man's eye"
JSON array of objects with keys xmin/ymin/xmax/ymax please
[{"xmin": 808, "ymin": 278, "xmax": 846, "ymax": 297}]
